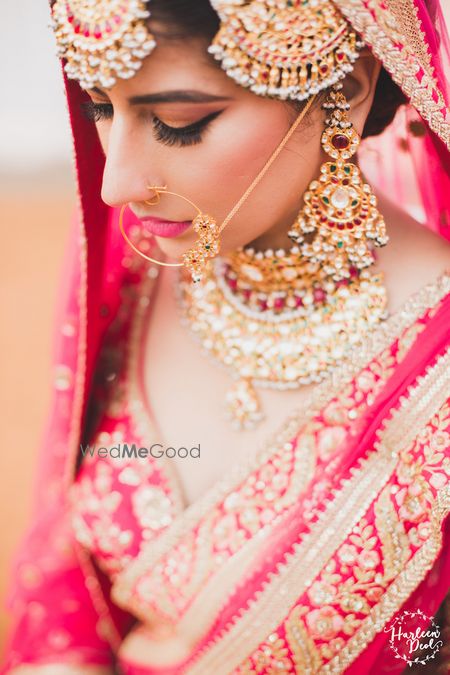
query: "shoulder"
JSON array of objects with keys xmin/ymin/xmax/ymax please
[{"xmin": 374, "ymin": 192, "xmax": 450, "ymax": 314}]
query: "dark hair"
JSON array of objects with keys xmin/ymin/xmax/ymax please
[{"xmin": 148, "ymin": 0, "xmax": 407, "ymax": 139}]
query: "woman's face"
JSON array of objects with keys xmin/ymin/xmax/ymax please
[{"xmin": 87, "ymin": 27, "xmax": 335, "ymax": 257}]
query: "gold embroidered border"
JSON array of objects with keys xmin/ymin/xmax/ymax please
[
  {"xmin": 184, "ymin": 346, "xmax": 450, "ymax": 674},
  {"xmin": 112, "ymin": 271, "xmax": 450, "ymax": 613},
  {"xmin": 334, "ymin": 0, "xmax": 450, "ymax": 149},
  {"xmin": 175, "ymin": 523, "xmax": 279, "ymax": 645},
  {"xmin": 323, "ymin": 487, "xmax": 450, "ymax": 672},
  {"xmin": 386, "ymin": 0, "xmax": 434, "ymax": 81}
]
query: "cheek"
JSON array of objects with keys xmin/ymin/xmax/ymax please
[
  {"xmin": 199, "ymin": 106, "xmax": 291, "ymax": 202},
  {"xmin": 180, "ymin": 104, "xmax": 323, "ymax": 249}
]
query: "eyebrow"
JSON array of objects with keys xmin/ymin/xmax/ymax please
[{"xmin": 91, "ymin": 87, "xmax": 231, "ymax": 104}]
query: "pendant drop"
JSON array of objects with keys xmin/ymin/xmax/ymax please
[{"xmin": 224, "ymin": 378, "xmax": 265, "ymax": 430}]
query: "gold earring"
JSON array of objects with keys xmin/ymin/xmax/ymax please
[
  {"xmin": 118, "ymin": 187, "xmax": 220, "ymax": 283},
  {"xmin": 288, "ymin": 85, "xmax": 389, "ymax": 280}
]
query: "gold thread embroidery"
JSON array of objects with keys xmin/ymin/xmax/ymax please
[
  {"xmin": 184, "ymin": 347, "xmax": 450, "ymax": 674},
  {"xmin": 385, "ymin": 0, "xmax": 435, "ymax": 82},
  {"xmin": 323, "ymin": 486, "xmax": 450, "ymax": 672},
  {"xmin": 112, "ymin": 272, "xmax": 450, "ymax": 613},
  {"xmin": 285, "ymin": 606, "xmax": 324, "ymax": 673},
  {"xmin": 333, "ymin": 0, "xmax": 450, "ymax": 149},
  {"xmin": 236, "ymin": 632, "xmax": 296, "ymax": 674},
  {"xmin": 373, "ymin": 484, "xmax": 410, "ymax": 582}
]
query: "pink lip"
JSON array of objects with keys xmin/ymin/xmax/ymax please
[{"xmin": 138, "ymin": 215, "xmax": 192, "ymax": 239}]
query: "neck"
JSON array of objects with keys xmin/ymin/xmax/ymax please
[{"xmin": 246, "ymin": 226, "xmax": 297, "ymax": 253}]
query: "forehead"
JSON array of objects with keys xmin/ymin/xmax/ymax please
[{"xmin": 100, "ymin": 31, "xmax": 246, "ymax": 99}]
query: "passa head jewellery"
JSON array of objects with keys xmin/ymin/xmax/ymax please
[
  {"xmin": 287, "ymin": 84, "xmax": 389, "ymax": 280},
  {"xmin": 118, "ymin": 94, "xmax": 317, "ymax": 283},
  {"xmin": 51, "ymin": 0, "xmax": 364, "ymax": 99},
  {"xmin": 208, "ymin": 0, "xmax": 364, "ymax": 101},
  {"xmin": 50, "ymin": 0, "xmax": 156, "ymax": 90}
]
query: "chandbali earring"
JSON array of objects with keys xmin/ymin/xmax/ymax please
[
  {"xmin": 119, "ymin": 187, "xmax": 220, "ymax": 283},
  {"xmin": 288, "ymin": 85, "xmax": 389, "ymax": 280}
]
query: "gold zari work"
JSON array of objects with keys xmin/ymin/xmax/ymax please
[
  {"xmin": 332, "ymin": 0, "xmax": 450, "ymax": 149},
  {"xmin": 186, "ymin": 347, "xmax": 450, "ymax": 674}
]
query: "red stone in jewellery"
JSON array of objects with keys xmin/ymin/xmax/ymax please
[
  {"xmin": 288, "ymin": 86, "xmax": 389, "ymax": 280},
  {"xmin": 175, "ymin": 249, "xmax": 388, "ymax": 430},
  {"xmin": 208, "ymin": 0, "xmax": 364, "ymax": 101},
  {"xmin": 219, "ymin": 244, "xmax": 363, "ymax": 316},
  {"xmin": 51, "ymin": 0, "xmax": 156, "ymax": 89}
]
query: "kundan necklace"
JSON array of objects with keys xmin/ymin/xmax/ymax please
[{"xmin": 174, "ymin": 243, "xmax": 388, "ymax": 430}]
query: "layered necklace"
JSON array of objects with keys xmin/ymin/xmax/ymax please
[{"xmin": 174, "ymin": 243, "xmax": 388, "ymax": 430}]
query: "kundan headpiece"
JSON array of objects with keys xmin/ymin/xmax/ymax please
[
  {"xmin": 51, "ymin": 0, "xmax": 363, "ymax": 98},
  {"xmin": 50, "ymin": 0, "xmax": 156, "ymax": 89},
  {"xmin": 208, "ymin": 0, "xmax": 364, "ymax": 100}
]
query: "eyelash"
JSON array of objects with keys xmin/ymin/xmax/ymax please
[{"xmin": 80, "ymin": 101, "xmax": 221, "ymax": 147}]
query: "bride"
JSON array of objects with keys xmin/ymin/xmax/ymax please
[{"xmin": 2, "ymin": 1, "xmax": 450, "ymax": 673}]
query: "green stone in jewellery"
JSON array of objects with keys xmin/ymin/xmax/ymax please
[
  {"xmin": 208, "ymin": 0, "xmax": 365, "ymax": 101},
  {"xmin": 50, "ymin": 0, "xmax": 156, "ymax": 90}
]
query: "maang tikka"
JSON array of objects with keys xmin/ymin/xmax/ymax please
[{"xmin": 288, "ymin": 85, "xmax": 389, "ymax": 279}]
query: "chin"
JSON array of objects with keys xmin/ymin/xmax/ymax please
[{"xmin": 152, "ymin": 233, "xmax": 195, "ymax": 258}]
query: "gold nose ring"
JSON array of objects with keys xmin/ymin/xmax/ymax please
[
  {"xmin": 145, "ymin": 185, "xmax": 168, "ymax": 205},
  {"xmin": 119, "ymin": 185, "xmax": 220, "ymax": 282}
]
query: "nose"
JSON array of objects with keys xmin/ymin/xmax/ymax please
[{"xmin": 100, "ymin": 117, "xmax": 162, "ymax": 208}]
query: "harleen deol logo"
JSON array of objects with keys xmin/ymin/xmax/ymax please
[{"xmin": 384, "ymin": 608, "xmax": 443, "ymax": 666}]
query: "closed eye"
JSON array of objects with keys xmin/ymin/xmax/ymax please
[
  {"xmin": 151, "ymin": 110, "xmax": 223, "ymax": 147},
  {"xmin": 80, "ymin": 101, "xmax": 223, "ymax": 147}
]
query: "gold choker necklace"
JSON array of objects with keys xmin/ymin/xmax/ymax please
[{"xmin": 175, "ymin": 245, "xmax": 388, "ymax": 430}]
